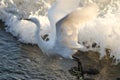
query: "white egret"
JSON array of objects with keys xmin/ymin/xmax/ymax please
[
  {"xmin": 24, "ymin": 4, "xmax": 98, "ymax": 79},
  {"xmin": 25, "ymin": 17, "xmax": 85, "ymax": 79},
  {"xmin": 25, "ymin": 17, "xmax": 85, "ymax": 59}
]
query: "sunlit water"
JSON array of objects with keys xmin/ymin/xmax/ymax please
[{"xmin": 0, "ymin": 21, "xmax": 77, "ymax": 80}]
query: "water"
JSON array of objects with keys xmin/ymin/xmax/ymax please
[
  {"xmin": 0, "ymin": 0, "xmax": 120, "ymax": 80},
  {"xmin": 0, "ymin": 21, "xmax": 77, "ymax": 80}
]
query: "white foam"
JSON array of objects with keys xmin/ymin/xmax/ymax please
[
  {"xmin": 0, "ymin": 0, "xmax": 50, "ymax": 44},
  {"xmin": 78, "ymin": 13, "xmax": 120, "ymax": 60}
]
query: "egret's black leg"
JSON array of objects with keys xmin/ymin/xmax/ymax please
[{"xmin": 72, "ymin": 55, "xmax": 84, "ymax": 80}]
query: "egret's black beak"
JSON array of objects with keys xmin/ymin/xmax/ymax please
[
  {"xmin": 18, "ymin": 18, "xmax": 31, "ymax": 21},
  {"xmin": 22, "ymin": 18, "xmax": 31, "ymax": 21}
]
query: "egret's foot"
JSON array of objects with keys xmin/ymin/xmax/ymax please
[{"xmin": 72, "ymin": 54, "xmax": 84, "ymax": 80}]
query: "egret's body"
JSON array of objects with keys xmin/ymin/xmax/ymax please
[
  {"xmin": 27, "ymin": 5, "xmax": 98, "ymax": 77},
  {"xmin": 31, "ymin": 17, "xmax": 84, "ymax": 59},
  {"xmin": 0, "ymin": 0, "xmax": 98, "ymax": 58},
  {"xmin": 28, "ymin": 3, "xmax": 98, "ymax": 59}
]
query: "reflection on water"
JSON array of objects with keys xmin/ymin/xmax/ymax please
[{"xmin": 0, "ymin": 21, "xmax": 120, "ymax": 80}]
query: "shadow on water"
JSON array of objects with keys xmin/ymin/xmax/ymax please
[{"xmin": 0, "ymin": 21, "xmax": 120, "ymax": 80}]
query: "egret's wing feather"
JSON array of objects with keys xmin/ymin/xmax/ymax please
[
  {"xmin": 48, "ymin": 0, "xmax": 80, "ymax": 24},
  {"xmin": 56, "ymin": 14, "xmax": 85, "ymax": 49},
  {"xmin": 56, "ymin": 3, "xmax": 98, "ymax": 49}
]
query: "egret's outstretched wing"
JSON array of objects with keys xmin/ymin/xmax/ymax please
[
  {"xmin": 56, "ymin": 14, "xmax": 84, "ymax": 49},
  {"xmin": 56, "ymin": 3, "xmax": 98, "ymax": 49},
  {"xmin": 48, "ymin": 0, "xmax": 80, "ymax": 25}
]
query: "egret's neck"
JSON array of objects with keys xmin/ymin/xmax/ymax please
[{"xmin": 35, "ymin": 21, "xmax": 54, "ymax": 53}]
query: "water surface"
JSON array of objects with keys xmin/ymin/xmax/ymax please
[{"xmin": 0, "ymin": 21, "xmax": 76, "ymax": 80}]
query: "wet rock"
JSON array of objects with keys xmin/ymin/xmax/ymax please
[
  {"xmin": 117, "ymin": 78, "xmax": 120, "ymax": 80},
  {"xmin": 84, "ymin": 68, "xmax": 99, "ymax": 75},
  {"xmin": 84, "ymin": 78, "xmax": 95, "ymax": 80}
]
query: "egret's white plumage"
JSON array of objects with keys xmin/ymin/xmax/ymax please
[
  {"xmin": 56, "ymin": 3, "xmax": 98, "ymax": 49},
  {"xmin": 27, "ymin": 17, "xmax": 84, "ymax": 59},
  {"xmin": 48, "ymin": 0, "xmax": 81, "ymax": 24},
  {"xmin": 47, "ymin": 0, "xmax": 81, "ymax": 47},
  {"xmin": 26, "ymin": 3, "xmax": 98, "ymax": 59},
  {"xmin": 0, "ymin": 1, "xmax": 98, "ymax": 59}
]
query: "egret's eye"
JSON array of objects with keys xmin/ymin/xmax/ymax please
[{"xmin": 41, "ymin": 34, "xmax": 49, "ymax": 41}]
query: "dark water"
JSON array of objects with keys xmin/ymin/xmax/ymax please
[
  {"xmin": 0, "ymin": 21, "xmax": 76, "ymax": 80},
  {"xmin": 0, "ymin": 21, "xmax": 120, "ymax": 80}
]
